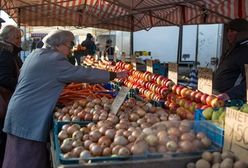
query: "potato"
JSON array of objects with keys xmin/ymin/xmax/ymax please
[
  {"xmin": 212, "ymin": 152, "xmax": 222, "ymax": 164},
  {"xmin": 220, "ymin": 158, "xmax": 233, "ymax": 168},
  {"xmin": 212, "ymin": 163, "xmax": 220, "ymax": 168},
  {"xmin": 234, "ymin": 160, "xmax": 248, "ymax": 168},
  {"xmin": 202, "ymin": 151, "xmax": 213, "ymax": 162},
  {"xmin": 196, "ymin": 159, "xmax": 211, "ymax": 168}
]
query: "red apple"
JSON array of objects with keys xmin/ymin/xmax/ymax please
[
  {"xmin": 161, "ymin": 78, "xmax": 169, "ymax": 86},
  {"xmin": 167, "ymin": 93, "xmax": 176, "ymax": 104},
  {"xmin": 206, "ymin": 95, "xmax": 216, "ymax": 106},
  {"xmin": 194, "ymin": 92, "xmax": 203, "ymax": 103},
  {"xmin": 165, "ymin": 80, "xmax": 175, "ymax": 89},
  {"xmin": 180, "ymin": 87, "xmax": 189, "ymax": 98},
  {"xmin": 211, "ymin": 98, "xmax": 225, "ymax": 108},
  {"xmin": 183, "ymin": 100, "xmax": 191, "ymax": 110},
  {"xmin": 201, "ymin": 105, "xmax": 210, "ymax": 110},
  {"xmin": 171, "ymin": 85, "xmax": 178, "ymax": 94},
  {"xmin": 156, "ymin": 75, "xmax": 164, "ymax": 85},
  {"xmin": 190, "ymin": 91, "xmax": 197, "ymax": 101},
  {"xmin": 200, "ymin": 94, "xmax": 209, "ymax": 105},
  {"xmin": 168, "ymin": 102, "xmax": 178, "ymax": 112},
  {"xmin": 195, "ymin": 103, "xmax": 203, "ymax": 110},
  {"xmin": 176, "ymin": 86, "xmax": 185, "ymax": 95}
]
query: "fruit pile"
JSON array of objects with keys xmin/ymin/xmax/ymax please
[
  {"xmin": 165, "ymin": 85, "xmax": 225, "ymax": 119},
  {"xmin": 83, "ymin": 56, "xmax": 115, "ymax": 71},
  {"xmin": 201, "ymin": 107, "xmax": 225, "ymax": 127},
  {"xmin": 123, "ymin": 71, "xmax": 174, "ymax": 101}
]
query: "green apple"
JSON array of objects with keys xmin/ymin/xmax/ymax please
[
  {"xmin": 218, "ymin": 112, "xmax": 225, "ymax": 125},
  {"xmin": 240, "ymin": 104, "xmax": 248, "ymax": 113},
  {"xmin": 211, "ymin": 111, "xmax": 223, "ymax": 120},
  {"xmin": 202, "ymin": 107, "xmax": 213, "ymax": 120}
]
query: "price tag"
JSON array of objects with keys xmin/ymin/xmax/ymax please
[
  {"xmin": 168, "ymin": 63, "xmax": 178, "ymax": 84},
  {"xmin": 224, "ymin": 108, "xmax": 248, "ymax": 163},
  {"xmin": 131, "ymin": 56, "xmax": 137, "ymax": 70},
  {"xmin": 245, "ymin": 64, "xmax": 248, "ymax": 102},
  {"xmin": 146, "ymin": 59, "xmax": 153, "ymax": 73},
  {"xmin": 198, "ymin": 67, "xmax": 213, "ymax": 95},
  {"xmin": 110, "ymin": 86, "xmax": 130, "ymax": 115}
]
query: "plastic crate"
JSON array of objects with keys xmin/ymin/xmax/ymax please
[
  {"xmin": 194, "ymin": 109, "xmax": 207, "ymax": 121},
  {"xmin": 53, "ymin": 121, "xmax": 162, "ymax": 165},
  {"xmin": 194, "ymin": 120, "xmax": 224, "ymax": 148}
]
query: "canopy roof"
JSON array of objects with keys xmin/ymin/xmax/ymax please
[{"xmin": 1, "ymin": 0, "xmax": 248, "ymax": 31}]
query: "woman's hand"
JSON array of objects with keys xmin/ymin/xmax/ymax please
[{"xmin": 217, "ymin": 93, "xmax": 230, "ymax": 101}]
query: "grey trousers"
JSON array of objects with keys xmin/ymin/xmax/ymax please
[{"xmin": 2, "ymin": 134, "xmax": 50, "ymax": 168}]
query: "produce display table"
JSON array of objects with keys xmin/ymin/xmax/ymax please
[{"xmin": 50, "ymin": 132, "xmax": 200, "ymax": 168}]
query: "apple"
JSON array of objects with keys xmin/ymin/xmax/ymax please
[
  {"xmin": 200, "ymin": 94, "xmax": 209, "ymax": 105},
  {"xmin": 195, "ymin": 103, "xmax": 203, "ymax": 110},
  {"xmin": 168, "ymin": 102, "xmax": 178, "ymax": 112},
  {"xmin": 189, "ymin": 102, "xmax": 197, "ymax": 112},
  {"xmin": 178, "ymin": 99, "xmax": 186, "ymax": 107},
  {"xmin": 164, "ymin": 101, "xmax": 170, "ymax": 108},
  {"xmin": 165, "ymin": 80, "xmax": 175, "ymax": 89},
  {"xmin": 161, "ymin": 78, "xmax": 169, "ymax": 86},
  {"xmin": 171, "ymin": 85, "xmax": 178, "ymax": 94},
  {"xmin": 156, "ymin": 75, "xmax": 164, "ymax": 85},
  {"xmin": 125, "ymin": 64, "xmax": 133, "ymax": 70},
  {"xmin": 151, "ymin": 74, "xmax": 159, "ymax": 82},
  {"xmin": 176, "ymin": 86, "xmax": 185, "ymax": 95},
  {"xmin": 186, "ymin": 112, "xmax": 194, "ymax": 120},
  {"xmin": 206, "ymin": 95, "xmax": 216, "ymax": 106},
  {"xmin": 183, "ymin": 100, "xmax": 191, "ymax": 110},
  {"xmin": 159, "ymin": 87, "xmax": 169, "ymax": 97},
  {"xmin": 194, "ymin": 92, "xmax": 203, "ymax": 103},
  {"xmin": 180, "ymin": 87, "xmax": 189, "ymax": 98},
  {"xmin": 210, "ymin": 98, "xmax": 225, "ymax": 108},
  {"xmin": 167, "ymin": 93, "xmax": 176, "ymax": 104},
  {"xmin": 201, "ymin": 105, "xmax": 210, "ymax": 110}
]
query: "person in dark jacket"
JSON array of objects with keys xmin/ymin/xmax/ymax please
[
  {"xmin": 213, "ymin": 18, "xmax": 248, "ymax": 101},
  {"xmin": 104, "ymin": 39, "xmax": 115, "ymax": 61},
  {"xmin": 76, "ymin": 33, "xmax": 96, "ymax": 65},
  {"xmin": 0, "ymin": 25, "xmax": 22, "ymax": 167}
]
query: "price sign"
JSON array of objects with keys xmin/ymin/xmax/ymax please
[
  {"xmin": 131, "ymin": 56, "xmax": 137, "ymax": 70},
  {"xmin": 245, "ymin": 64, "xmax": 248, "ymax": 102},
  {"xmin": 110, "ymin": 86, "xmax": 130, "ymax": 115},
  {"xmin": 224, "ymin": 108, "xmax": 248, "ymax": 163},
  {"xmin": 146, "ymin": 59, "xmax": 153, "ymax": 73},
  {"xmin": 198, "ymin": 67, "xmax": 213, "ymax": 95},
  {"xmin": 168, "ymin": 63, "xmax": 178, "ymax": 84}
]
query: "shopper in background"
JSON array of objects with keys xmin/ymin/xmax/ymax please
[
  {"xmin": 188, "ymin": 62, "xmax": 199, "ymax": 89},
  {"xmin": 78, "ymin": 33, "xmax": 96, "ymax": 65},
  {"xmin": 104, "ymin": 39, "xmax": 115, "ymax": 61},
  {"xmin": 0, "ymin": 25, "xmax": 22, "ymax": 167},
  {"xmin": 213, "ymin": 18, "xmax": 248, "ymax": 101},
  {"xmin": 2, "ymin": 29, "xmax": 128, "ymax": 168},
  {"xmin": 0, "ymin": 18, "xmax": 5, "ymax": 29}
]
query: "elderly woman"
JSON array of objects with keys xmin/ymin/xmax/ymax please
[
  {"xmin": 2, "ymin": 30, "xmax": 127, "ymax": 168},
  {"xmin": 0, "ymin": 25, "xmax": 22, "ymax": 167}
]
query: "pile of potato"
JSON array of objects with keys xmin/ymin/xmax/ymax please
[{"xmin": 186, "ymin": 151, "xmax": 248, "ymax": 168}]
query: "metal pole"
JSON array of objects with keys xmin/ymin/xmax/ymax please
[{"xmin": 177, "ymin": 25, "xmax": 183, "ymax": 64}]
